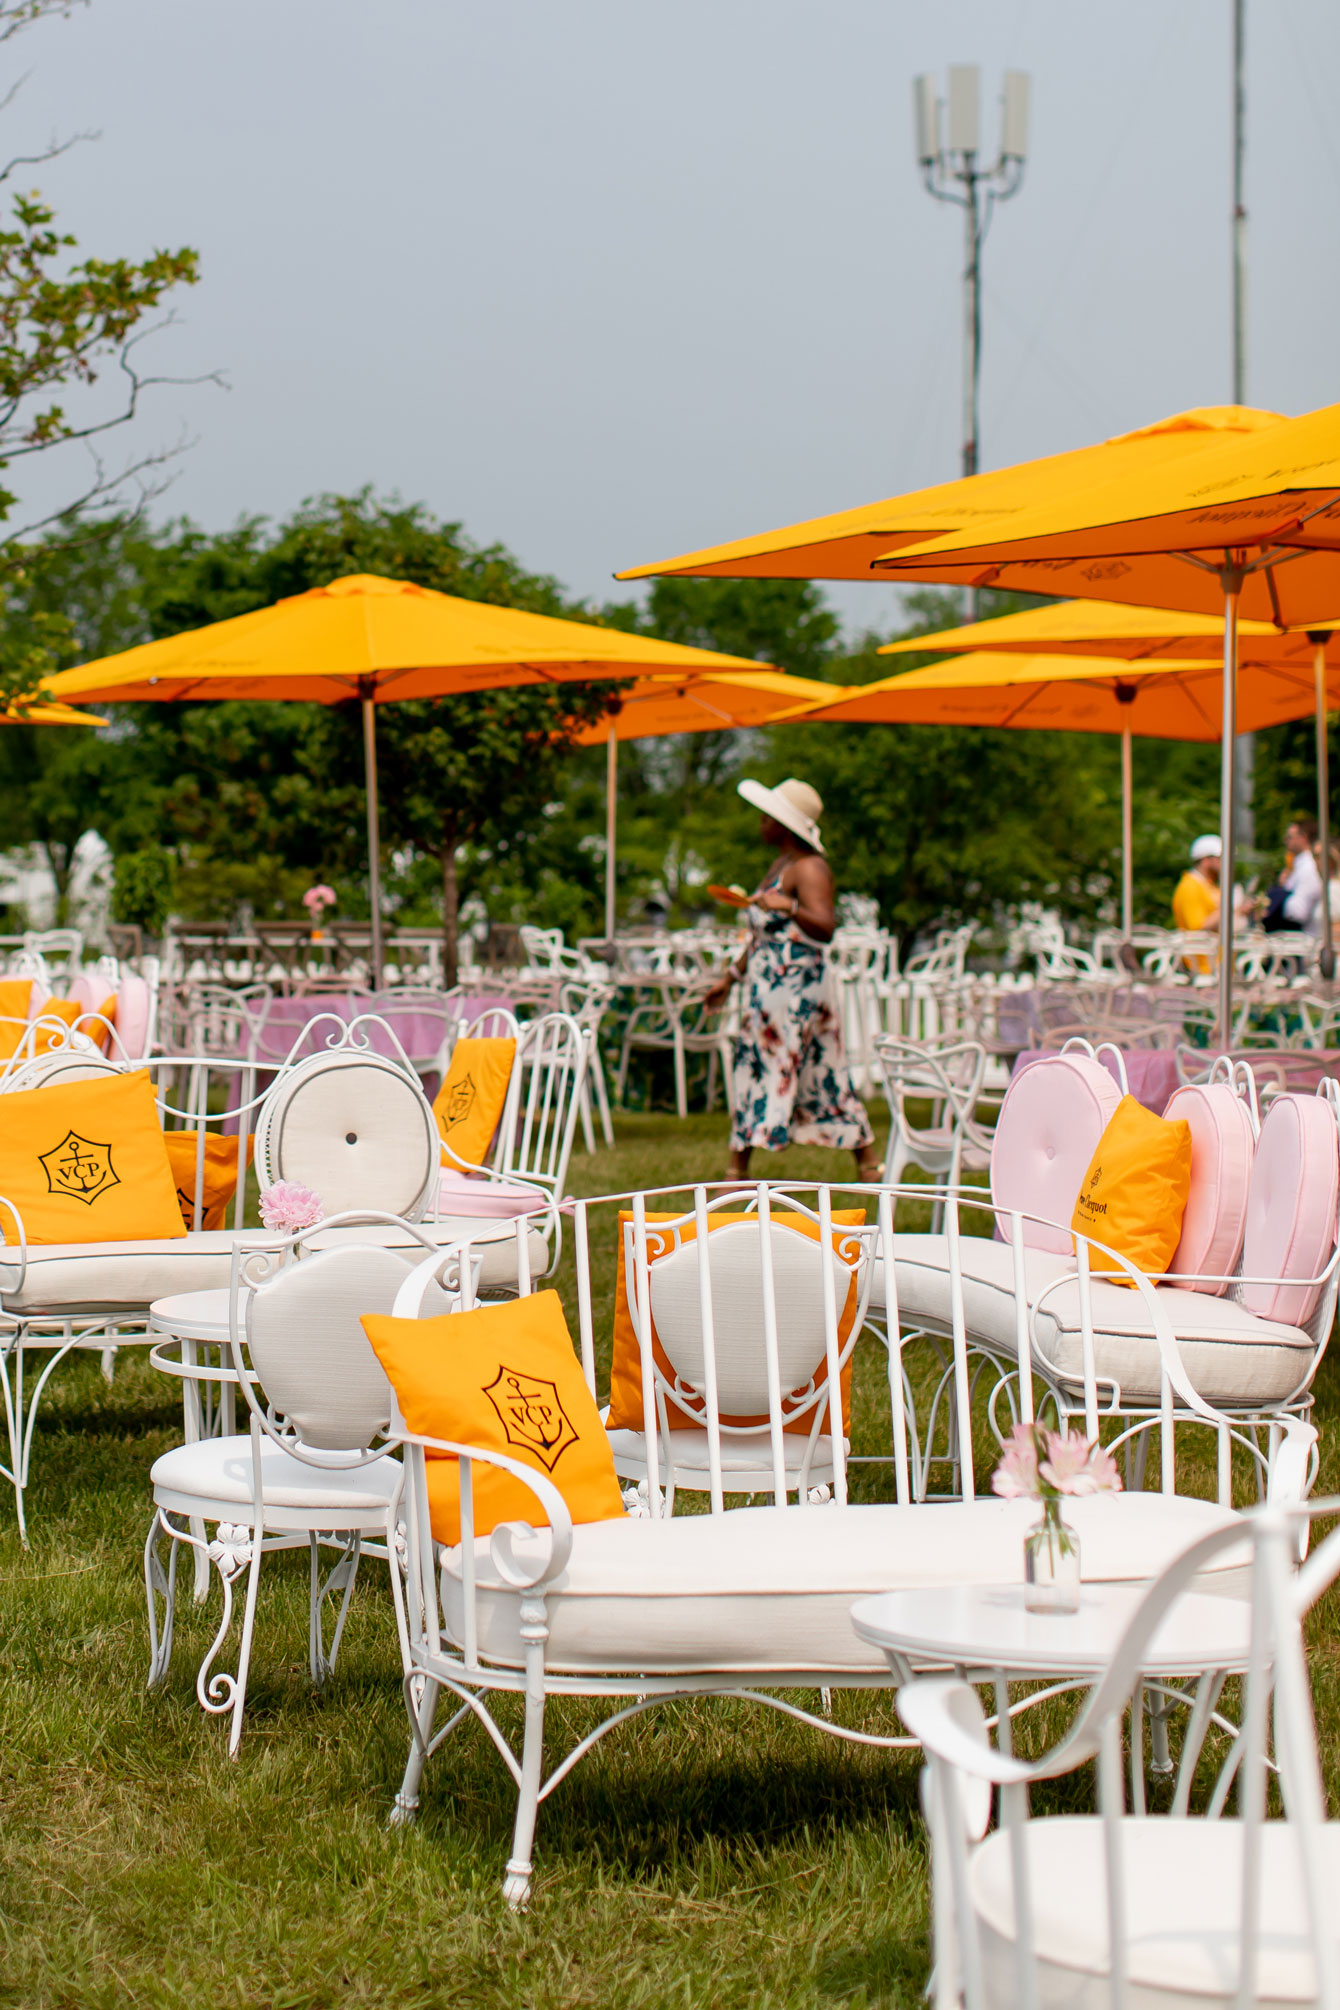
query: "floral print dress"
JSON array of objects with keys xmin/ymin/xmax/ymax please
[{"xmin": 729, "ymin": 876, "xmax": 873, "ymax": 1154}]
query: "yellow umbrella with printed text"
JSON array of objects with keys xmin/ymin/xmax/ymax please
[
  {"xmin": 869, "ymin": 400, "xmax": 1340, "ymax": 1031},
  {"xmin": 617, "ymin": 407, "xmax": 1286, "ymax": 582},
  {"xmin": 43, "ymin": 574, "xmax": 777, "ymax": 981},
  {"xmin": 572, "ymin": 668, "xmax": 845, "ymax": 938}
]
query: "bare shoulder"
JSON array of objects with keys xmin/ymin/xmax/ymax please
[{"xmin": 790, "ymin": 853, "xmax": 834, "ymax": 895}]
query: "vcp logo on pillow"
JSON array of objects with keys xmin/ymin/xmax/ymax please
[{"xmin": 39, "ymin": 1130, "xmax": 120, "ymax": 1204}]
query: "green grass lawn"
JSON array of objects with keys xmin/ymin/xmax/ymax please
[{"xmin": 2, "ymin": 1106, "xmax": 1338, "ymax": 2008}]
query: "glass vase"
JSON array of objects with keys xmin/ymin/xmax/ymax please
[{"xmin": 1023, "ymin": 1500, "xmax": 1081, "ymax": 1613}]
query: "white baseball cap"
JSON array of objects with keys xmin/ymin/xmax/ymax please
[{"xmin": 1190, "ymin": 835, "xmax": 1223, "ymax": 862}]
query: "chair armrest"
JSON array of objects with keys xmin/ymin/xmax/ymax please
[
  {"xmin": 0, "ymin": 1195, "xmax": 26, "ymax": 1295},
  {"xmin": 389, "ymin": 1429, "xmax": 575, "ymax": 1588}
]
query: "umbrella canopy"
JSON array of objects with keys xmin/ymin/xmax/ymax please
[
  {"xmin": 44, "ymin": 573, "xmax": 776, "ymax": 983},
  {"xmin": 781, "ymin": 649, "xmax": 1322, "ymax": 939},
  {"xmin": 571, "ymin": 668, "xmax": 843, "ymax": 940},
  {"xmin": 876, "ymin": 599, "xmax": 1340, "ymax": 970},
  {"xmin": 616, "ymin": 407, "xmax": 1285, "ymax": 582},
  {"xmin": 870, "ymin": 400, "xmax": 1340, "ymax": 1031},
  {"xmin": 2, "ymin": 702, "xmax": 104, "ymax": 726}
]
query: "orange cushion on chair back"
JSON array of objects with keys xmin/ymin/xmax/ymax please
[
  {"xmin": 162, "ymin": 1130, "xmax": 256, "ymax": 1231},
  {"xmin": 362, "ymin": 1290, "xmax": 625, "ymax": 1545},
  {"xmin": 1070, "ymin": 1094, "xmax": 1193, "ymax": 1283},
  {"xmin": 606, "ymin": 1209, "xmax": 864, "ymax": 1435},
  {"xmin": 0, "ymin": 1068, "xmax": 186, "ymax": 1243},
  {"xmin": 432, "ymin": 1037, "xmax": 516, "ymax": 1171}
]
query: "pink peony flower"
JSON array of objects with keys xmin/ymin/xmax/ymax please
[
  {"xmin": 259, "ymin": 1180, "xmax": 325, "ymax": 1234},
  {"xmin": 991, "ymin": 1422, "xmax": 1040, "ymax": 1500},
  {"xmin": 1040, "ymin": 1427, "xmax": 1123, "ymax": 1498},
  {"xmin": 302, "ymin": 884, "xmax": 337, "ymax": 914}
]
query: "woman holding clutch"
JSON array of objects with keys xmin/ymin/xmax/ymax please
[{"xmin": 704, "ymin": 776, "xmax": 878, "ymax": 1181}]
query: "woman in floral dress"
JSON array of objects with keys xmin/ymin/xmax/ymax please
[{"xmin": 704, "ymin": 776, "xmax": 878, "ymax": 1181}]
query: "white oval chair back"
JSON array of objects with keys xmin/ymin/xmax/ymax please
[
  {"xmin": 255, "ymin": 1049, "xmax": 439, "ymax": 1219},
  {"xmin": 241, "ymin": 1238, "xmax": 443, "ymax": 1452}
]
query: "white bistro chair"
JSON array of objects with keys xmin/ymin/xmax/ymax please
[
  {"xmin": 144, "ymin": 1216, "xmax": 453, "ymax": 1754},
  {"xmin": 874, "ymin": 1036, "xmax": 993, "ymax": 1215},
  {"xmin": 900, "ymin": 1498, "xmax": 1340, "ymax": 2010}
]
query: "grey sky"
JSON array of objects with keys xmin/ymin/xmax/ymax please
[{"xmin": 12, "ymin": 0, "xmax": 1340, "ymax": 636}]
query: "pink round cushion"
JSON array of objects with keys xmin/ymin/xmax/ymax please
[
  {"xmin": 990, "ymin": 1054, "xmax": 1123, "ymax": 1253},
  {"xmin": 113, "ymin": 974, "xmax": 151, "ymax": 1060},
  {"xmin": 66, "ymin": 973, "xmax": 101, "ymax": 1014},
  {"xmin": 437, "ymin": 1171, "xmax": 547, "ymax": 1220},
  {"xmin": 1240, "ymin": 1094, "xmax": 1339, "ymax": 1326},
  {"xmin": 1163, "ymin": 1084, "xmax": 1256, "ymax": 1294}
]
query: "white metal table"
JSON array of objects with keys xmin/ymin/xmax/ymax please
[{"xmin": 852, "ymin": 1582, "xmax": 1254, "ymax": 1812}]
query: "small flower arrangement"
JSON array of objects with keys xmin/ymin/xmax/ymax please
[
  {"xmin": 302, "ymin": 884, "xmax": 336, "ymax": 940},
  {"xmin": 993, "ymin": 1421, "xmax": 1121, "ymax": 1612},
  {"xmin": 992, "ymin": 1421, "xmax": 1123, "ymax": 1504},
  {"xmin": 259, "ymin": 1180, "xmax": 325, "ymax": 1235}
]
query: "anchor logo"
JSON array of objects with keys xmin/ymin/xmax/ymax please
[
  {"xmin": 483, "ymin": 1364, "xmax": 578, "ymax": 1472},
  {"xmin": 39, "ymin": 1131, "xmax": 119, "ymax": 1204},
  {"xmin": 442, "ymin": 1072, "xmax": 476, "ymax": 1131}
]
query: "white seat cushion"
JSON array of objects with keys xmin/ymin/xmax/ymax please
[
  {"xmin": 151, "ymin": 1434, "xmax": 401, "ymax": 1516},
  {"xmin": 605, "ymin": 1426, "xmax": 839, "ymax": 1485},
  {"xmin": 874, "ymin": 1236, "xmax": 1316, "ymax": 1406},
  {"xmin": 0, "ymin": 1217, "xmax": 546, "ymax": 1316},
  {"xmin": 439, "ymin": 1493, "xmax": 1242, "ymax": 1676},
  {"xmin": 971, "ymin": 1814, "xmax": 1340, "ymax": 2008}
]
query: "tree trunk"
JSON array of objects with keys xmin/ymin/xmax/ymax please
[{"xmin": 441, "ymin": 820, "xmax": 460, "ymax": 989}]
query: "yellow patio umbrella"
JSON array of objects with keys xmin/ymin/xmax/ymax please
[
  {"xmin": 43, "ymin": 573, "xmax": 776, "ymax": 982},
  {"xmin": 778, "ymin": 648, "xmax": 1340, "ymax": 941},
  {"xmin": 869, "ymin": 399, "xmax": 1340, "ymax": 1033},
  {"xmin": 1, "ymin": 701, "xmax": 105, "ymax": 725},
  {"xmin": 571, "ymin": 668, "xmax": 844, "ymax": 938},
  {"xmin": 878, "ymin": 600, "xmax": 1340, "ymax": 969},
  {"xmin": 616, "ymin": 406, "xmax": 1285, "ymax": 582}
]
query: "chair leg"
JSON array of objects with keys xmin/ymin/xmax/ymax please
[
  {"xmin": 192, "ymin": 1520, "xmax": 261, "ymax": 1758},
  {"xmin": 144, "ymin": 1508, "xmax": 180, "ymax": 1690},
  {"xmin": 673, "ymin": 1026, "xmax": 688, "ymax": 1121},
  {"xmin": 390, "ymin": 1673, "xmax": 441, "ymax": 1826},
  {"xmin": 590, "ymin": 1044, "xmax": 615, "ymax": 1148},
  {"xmin": 309, "ymin": 1531, "xmax": 361, "ymax": 1685},
  {"xmin": 503, "ymin": 1619, "xmax": 549, "ymax": 1910},
  {"xmin": 577, "ymin": 1076, "xmax": 597, "ymax": 1155}
]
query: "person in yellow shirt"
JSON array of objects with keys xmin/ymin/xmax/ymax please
[{"xmin": 1173, "ymin": 834, "xmax": 1222, "ymax": 933}]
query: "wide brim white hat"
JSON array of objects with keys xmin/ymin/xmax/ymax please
[{"xmin": 738, "ymin": 776, "xmax": 825, "ymax": 854}]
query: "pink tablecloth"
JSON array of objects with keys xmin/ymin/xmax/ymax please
[
  {"xmin": 1011, "ymin": 1044, "xmax": 1340, "ymax": 1116},
  {"xmin": 223, "ymin": 990, "xmax": 510, "ymax": 1127}
]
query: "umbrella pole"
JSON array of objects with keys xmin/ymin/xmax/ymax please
[
  {"xmin": 1120, "ymin": 721, "xmax": 1134, "ymax": 941},
  {"xmin": 1217, "ymin": 569, "xmax": 1244, "ymax": 1047},
  {"xmin": 362, "ymin": 689, "xmax": 385, "ymax": 990},
  {"xmin": 605, "ymin": 730, "xmax": 618, "ymax": 945},
  {"xmin": 1311, "ymin": 634, "xmax": 1335, "ymax": 983}
]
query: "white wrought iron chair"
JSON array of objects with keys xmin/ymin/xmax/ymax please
[
  {"xmin": 144, "ymin": 1217, "xmax": 451, "ymax": 1754},
  {"xmin": 899, "ymin": 1498, "xmax": 1340, "ymax": 2010},
  {"xmin": 874, "ymin": 1036, "xmax": 993, "ymax": 1220}
]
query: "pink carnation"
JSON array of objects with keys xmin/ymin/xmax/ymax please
[
  {"xmin": 302, "ymin": 884, "xmax": 337, "ymax": 913},
  {"xmin": 991, "ymin": 1422, "xmax": 1040, "ymax": 1500},
  {"xmin": 259, "ymin": 1180, "xmax": 325, "ymax": 1234}
]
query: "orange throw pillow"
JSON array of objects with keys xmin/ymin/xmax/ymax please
[
  {"xmin": 0, "ymin": 977, "xmax": 33, "ymax": 1060},
  {"xmin": 1071, "ymin": 1094, "xmax": 1193, "ymax": 1283},
  {"xmin": 0, "ymin": 1068, "xmax": 186, "ymax": 1244},
  {"xmin": 362, "ymin": 1290, "xmax": 625, "ymax": 1545},
  {"xmin": 606, "ymin": 1208, "xmax": 865, "ymax": 1434},
  {"xmin": 433, "ymin": 1036, "xmax": 516, "ymax": 1171},
  {"xmin": 162, "ymin": 1130, "xmax": 256, "ymax": 1230}
]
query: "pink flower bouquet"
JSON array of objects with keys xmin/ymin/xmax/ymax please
[
  {"xmin": 302, "ymin": 884, "xmax": 337, "ymax": 917},
  {"xmin": 992, "ymin": 1421, "xmax": 1122, "ymax": 1503},
  {"xmin": 259, "ymin": 1181, "xmax": 325, "ymax": 1235}
]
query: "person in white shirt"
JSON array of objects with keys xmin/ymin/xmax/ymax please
[{"xmin": 1280, "ymin": 818, "xmax": 1324, "ymax": 934}]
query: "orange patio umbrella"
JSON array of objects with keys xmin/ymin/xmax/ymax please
[
  {"xmin": 573, "ymin": 668, "xmax": 842, "ymax": 939},
  {"xmin": 869, "ymin": 400, "xmax": 1340, "ymax": 1033},
  {"xmin": 878, "ymin": 600, "xmax": 1340, "ymax": 967},
  {"xmin": 44, "ymin": 574, "xmax": 775, "ymax": 983},
  {"xmin": 616, "ymin": 407, "xmax": 1285, "ymax": 583},
  {"xmin": 779, "ymin": 648, "xmax": 1340, "ymax": 940}
]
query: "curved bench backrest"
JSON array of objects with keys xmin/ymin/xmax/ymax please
[{"xmin": 256, "ymin": 1050, "xmax": 439, "ymax": 1220}]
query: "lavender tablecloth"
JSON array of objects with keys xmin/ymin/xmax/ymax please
[
  {"xmin": 1010, "ymin": 1045, "xmax": 1180, "ymax": 1116},
  {"xmin": 1010, "ymin": 1044, "xmax": 1340, "ymax": 1117}
]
